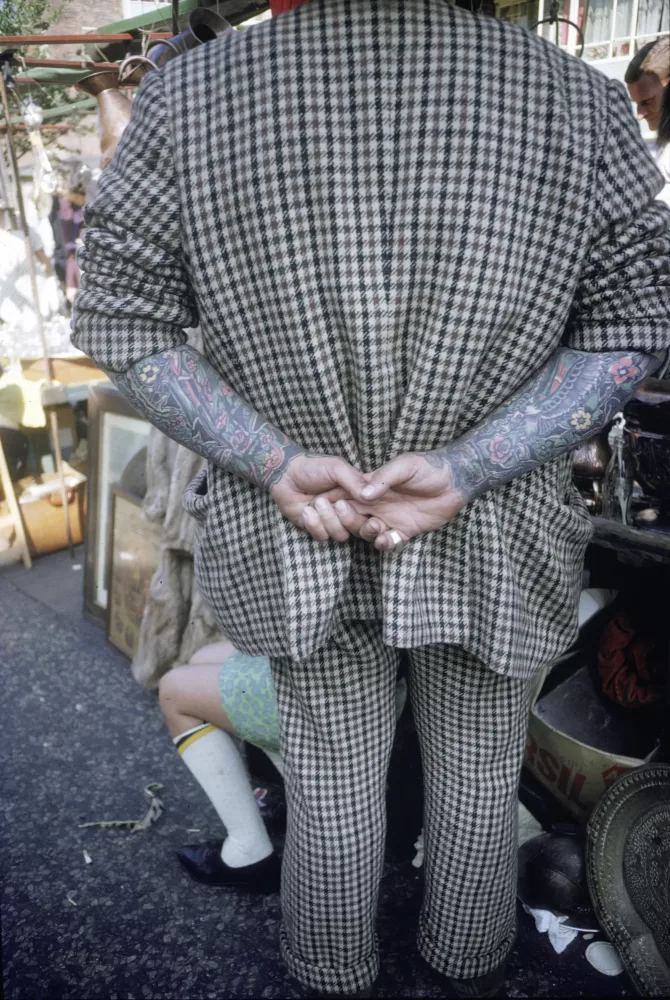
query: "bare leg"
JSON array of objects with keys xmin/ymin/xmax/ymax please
[
  {"xmin": 158, "ymin": 663, "xmax": 238, "ymax": 738},
  {"xmin": 158, "ymin": 661, "xmax": 285, "ymax": 773},
  {"xmin": 158, "ymin": 662, "xmax": 275, "ymax": 871}
]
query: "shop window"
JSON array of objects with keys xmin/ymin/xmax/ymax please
[
  {"xmin": 497, "ymin": 0, "xmax": 541, "ymax": 30},
  {"xmin": 568, "ymin": 0, "xmax": 669, "ymax": 60},
  {"xmin": 636, "ymin": 0, "xmax": 670, "ymax": 36},
  {"xmin": 585, "ymin": 0, "xmax": 613, "ymax": 44}
]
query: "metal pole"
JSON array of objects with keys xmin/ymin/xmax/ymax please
[
  {"xmin": 48, "ymin": 407, "xmax": 74, "ymax": 554},
  {"xmin": 0, "ymin": 33, "xmax": 172, "ymax": 45},
  {"xmin": 18, "ymin": 58, "xmax": 123, "ymax": 70},
  {"xmin": 1, "ymin": 124, "xmax": 71, "ymax": 132},
  {"xmin": 0, "ymin": 69, "xmax": 75, "ymax": 559}
]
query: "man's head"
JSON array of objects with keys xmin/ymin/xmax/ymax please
[{"xmin": 625, "ymin": 37, "xmax": 670, "ymax": 141}]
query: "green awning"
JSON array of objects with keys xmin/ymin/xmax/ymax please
[
  {"xmin": 98, "ymin": 0, "xmax": 269, "ymax": 36},
  {"xmin": 98, "ymin": 1, "xmax": 209, "ymax": 35},
  {"xmin": 6, "ymin": 97, "xmax": 95, "ymax": 125},
  {"xmin": 14, "ymin": 66, "xmax": 100, "ymax": 87}
]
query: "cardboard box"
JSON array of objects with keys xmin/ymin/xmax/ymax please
[
  {"xmin": 21, "ymin": 357, "xmax": 108, "ymax": 385},
  {"xmin": 524, "ymin": 613, "xmax": 660, "ymax": 819},
  {"xmin": 0, "ymin": 466, "xmax": 87, "ymax": 556}
]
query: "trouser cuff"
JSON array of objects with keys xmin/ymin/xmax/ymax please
[
  {"xmin": 417, "ymin": 916, "xmax": 515, "ymax": 979},
  {"xmin": 280, "ymin": 925, "xmax": 379, "ymax": 994}
]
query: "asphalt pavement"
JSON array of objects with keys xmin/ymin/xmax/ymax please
[{"xmin": 0, "ymin": 550, "xmax": 633, "ymax": 999}]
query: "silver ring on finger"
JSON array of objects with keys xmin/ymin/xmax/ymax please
[{"xmin": 388, "ymin": 529, "xmax": 405, "ymax": 553}]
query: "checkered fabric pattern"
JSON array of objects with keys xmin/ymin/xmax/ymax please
[
  {"xmin": 72, "ymin": 0, "xmax": 670, "ymax": 674},
  {"xmin": 270, "ymin": 621, "xmax": 533, "ymax": 992}
]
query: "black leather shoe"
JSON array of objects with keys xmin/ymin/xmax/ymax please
[
  {"xmin": 443, "ymin": 962, "xmax": 507, "ymax": 998},
  {"xmin": 176, "ymin": 841, "xmax": 281, "ymax": 892}
]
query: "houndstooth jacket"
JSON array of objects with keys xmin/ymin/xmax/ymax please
[{"xmin": 72, "ymin": 0, "xmax": 670, "ymax": 676}]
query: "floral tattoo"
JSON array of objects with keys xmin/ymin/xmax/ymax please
[
  {"xmin": 107, "ymin": 346, "xmax": 301, "ymax": 490},
  {"xmin": 424, "ymin": 348, "xmax": 660, "ymax": 498}
]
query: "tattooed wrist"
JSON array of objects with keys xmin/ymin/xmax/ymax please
[
  {"xmin": 423, "ymin": 347, "xmax": 659, "ymax": 500},
  {"xmin": 106, "ymin": 347, "xmax": 303, "ymax": 491},
  {"xmin": 262, "ymin": 440, "xmax": 304, "ymax": 489},
  {"xmin": 421, "ymin": 443, "xmax": 487, "ymax": 500}
]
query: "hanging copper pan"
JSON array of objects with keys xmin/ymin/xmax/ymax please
[{"xmin": 76, "ymin": 8, "xmax": 232, "ymax": 168}]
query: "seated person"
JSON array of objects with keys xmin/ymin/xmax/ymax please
[{"xmin": 159, "ymin": 641, "xmax": 406, "ymax": 894}]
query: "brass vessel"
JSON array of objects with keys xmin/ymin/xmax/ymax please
[
  {"xmin": 76, "ymin": 8, "xmax": 232, "ymax": 168},
  {"xmin": 75, "ymin": 70, "xmax": 134, "ymax": 169}
]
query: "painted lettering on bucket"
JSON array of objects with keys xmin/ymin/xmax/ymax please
[{"xmin": 525, "ymin": 739, "xmax": 588, "ymax": 810}]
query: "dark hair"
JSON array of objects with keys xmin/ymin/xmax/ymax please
[
  {"xmin": 625, "ymin": 37, "xmax": 670, "ymax": 150},
  {"xmin": 624, "ymin": 40, "xmax": 659, "ymax": 84}
]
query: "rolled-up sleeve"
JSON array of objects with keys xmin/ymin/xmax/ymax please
[
  {"xmin": 71, "ymin": 70, "xmax": 197, "ymax": 373},
  {"xmin": 564, "ymin": 80, "xmax": 670, "ymax": 355}
]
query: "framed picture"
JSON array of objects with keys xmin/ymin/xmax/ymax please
[
  {"xmin": 83, "ymin": 383, "xmax": 152, "ymax": 626},
  {"xmin": 106, "ymin": 488, "xmax": 162, "ymax": 659}
]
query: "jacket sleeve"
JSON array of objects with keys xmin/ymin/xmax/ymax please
[
  {"xmin": 563, "ymin": 80, "xmax": 670, "ymax": 355},
  {"xmin": 71, "ymin": 70, "xmax": 198, "ymax": 373}
]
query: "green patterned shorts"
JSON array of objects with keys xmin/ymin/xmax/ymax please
[
  {"xmin": 219, "ymin": 652, "xmax": 409, "ymax": 755},
  {"xmin": 218, "ymin": 652, "xmax": 280, "ymax": 753}
]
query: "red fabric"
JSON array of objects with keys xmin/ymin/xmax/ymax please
[
  {"xmin": 270, "ymin": 0, "xmax": 310, "ymax": 14},
  {"xmin": 597, "ymin": 609, "xmax": 665, "ymax": 709}
]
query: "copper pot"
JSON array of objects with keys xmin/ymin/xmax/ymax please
[
  {"xmin": 118, "ymin": 56, "xmax": 152, "ymax": 86},
  {"xmin": 76, "ymin": 72, "xmax": 133, "ymax": 169},
  {"xmin": 75, "ymin": 69, "xmax": 122, "ymax": 97},
  {"xmin": 76, "ymin": 9, "xmax": 233, "ymax": 169}
]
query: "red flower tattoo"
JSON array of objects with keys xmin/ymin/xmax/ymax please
[
  {"xmin": 550, "ymin": 362, "xmax": 570, "ymax": 395},
  {"xmin": 489, "ymin": 435, "xmax": 513, "ymax": 465},
  {"xmin": 259, "ymin": 446, "xmax": 284, "ymax": 483},
  {"xmin": 230, "ymin": 430, "xmax": 251, "ymax": 452},
  {"xmin": 608, "ymin": 357, "xmax": 640, "ymax": 385}
]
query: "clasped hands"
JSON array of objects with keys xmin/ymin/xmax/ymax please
[{"xmin": 271, "ymin": 451, "xmax": 470, "ymax": 551}]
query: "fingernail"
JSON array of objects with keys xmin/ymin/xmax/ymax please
[
  {"xmin": 303, "ymin": 505, "xmax": 315, "ymax": 520},
  {"xmin": 361, "ymin": 486, "xmax": 377, "ymax": 500},
  {"xmin": 315, "ymin": 498, "xmax": 330, "ymax": 513},
  {"xmin": 335, "ymin": 500, "xmax": 351, "ymax": 514}
]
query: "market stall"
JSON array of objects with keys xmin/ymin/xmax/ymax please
[{"xmin": 0, "ymin": 1, "xmax": 271, "ymax": 670}]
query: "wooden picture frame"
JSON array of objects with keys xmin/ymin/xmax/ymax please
[
  {"xmin": 83, "ymin": 383, "xmax": 152, "ymax": 626},
  {"xmin": 106, "ymin": 488, "xmax": 162, "ymax": 659}
]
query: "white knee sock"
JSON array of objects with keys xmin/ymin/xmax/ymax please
[{"xmin": 174, "ymin": 724, "xmax": 274, "ymax": 867}]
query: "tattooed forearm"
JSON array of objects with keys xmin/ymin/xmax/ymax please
[
  {"xmin": 107, "ymin": 346, "xmax": 302, "ymax": 490},
  {"xmin": 424, "ymin": 348, "xmax": 662, "ymax": 498}
]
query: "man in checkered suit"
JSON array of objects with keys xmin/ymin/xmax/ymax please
[{"xmin": 72, "ymin": 1, "xmax": 670, "ymax": 996}]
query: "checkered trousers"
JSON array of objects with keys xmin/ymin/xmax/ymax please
[
  {"xmin": 270, "ymin": 622, "xmax": 533, "ymax": 992},
  {"xmin": 72, "ymin": 0, "xmax": 670, "ymax": 675}
]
